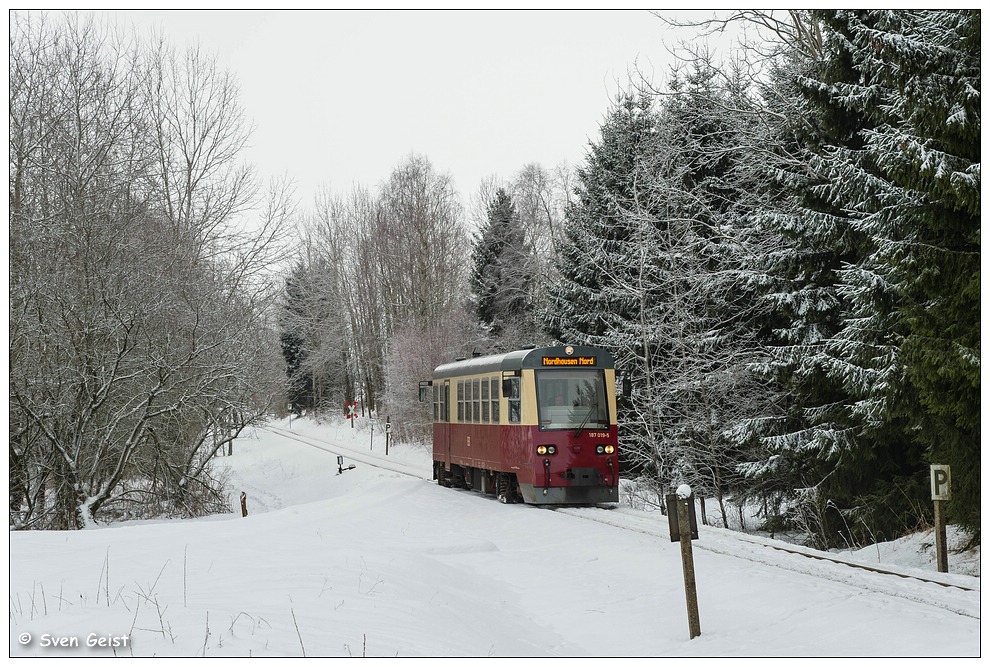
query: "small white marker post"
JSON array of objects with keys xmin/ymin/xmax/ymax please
[{"xmin": 930, "ymin": 465, "xmax": 951, "ymax": 573}]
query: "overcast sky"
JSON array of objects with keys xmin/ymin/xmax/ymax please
[{"xmin": 100, "ymin": 9, "xmax": 734, "ymax": 209}]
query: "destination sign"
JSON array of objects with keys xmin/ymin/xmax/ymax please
[{"xmin": 542, "ymin": 356, "xmax": 597, "ymax": 366}]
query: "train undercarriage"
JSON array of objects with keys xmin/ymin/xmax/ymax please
[{"xmin": 434, "ymin": 461, "xmax": 618, "ymax": 505}]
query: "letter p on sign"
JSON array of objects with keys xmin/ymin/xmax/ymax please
[{"xmin": 930, "ymin": 465, "xmax": 951, "ymax": 501}]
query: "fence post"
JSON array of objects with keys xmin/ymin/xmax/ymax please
[
  {"xmin": 668, "ymin": 484, "xmax": 701, "ymax": 640},
  {"xmin": 240, "ymin": 492, "xmax": 248, "ymax": 517}
]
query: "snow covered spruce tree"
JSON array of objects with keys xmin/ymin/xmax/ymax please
[
  {"xmin": 753, "ymin": 10, "xmax": 980, "ymax": 544},
  {"xmin": 543, "ymin": 93, "xmax": 658, "ymax": 349},
  {"xmin": 470, "ymin": 188, "xmax": 537, "ymax": 348},
  {"xmin": 279, "ymin": 264, "xmax": 315, "ymax": 412},
  {"xmin": 834, "ymin": 10, "xmax": 980, "ymax": 539},
  {"xmin": 544, "ymin": 65, "xmax": 786, "ymax": 525},
  {"xmin": 541, "ymin": 93, "xmax": 668, "ymax": 490},
  {"xmin": 467, "ymin": 164, "xmax": 572, "ymax": 351},
  {"xmin": 698, "ymin": 12, "xmax": 865, "ymax": 542}
]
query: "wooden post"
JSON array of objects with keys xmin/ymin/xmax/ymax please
[
  {"xmin": 930, "ymin": 465, "xmax": 951, "ymax": 573},
  {"xmin": 240, "ymin": 491, "xmax": 248, "ymax": 517},
  {"xmin": 675, "ymin": 486, "xmax": 701, "ymax": 639},
  {"xmin": 385, "ymin": 416, "xmax": 391, "ymax": 456},
  {"xmin": 934, "ymin": 499, "xmax": 948, "ymax": 573}
]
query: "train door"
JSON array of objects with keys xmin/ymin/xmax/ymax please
[{"xmin": 441, "ymin": 379, "xmax": 451, "ymax": 468}]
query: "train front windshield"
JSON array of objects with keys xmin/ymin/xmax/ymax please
[{"xmin": 536, "ymin": 369, "xmax": 609, "ymax": 430}]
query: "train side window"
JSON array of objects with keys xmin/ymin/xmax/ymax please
[
  {"xmin": 442, "ymin": 383, "xmax": 450, "ymax": 422},
  {"xmin": 464, "ymin": 380, "xmax": 478, "ymax": 422},
  {"xmin": 481, "ymin": 378, "xmax": 490, "ymax": 423},
  {"xmin": 457, "ymin": 381, "xmax": 465, "ymax": 422},
  {"xmin": 472, "ymin": 379, "xmax": 481, "ymax": 422},
  {"xmin": 433, "ymin": 384, "xmax": 439, "ymax": 422},
  {"xmin": 436, "ymin": 382, "xmax": 446, "ymax": 422},
  {"xmin": 507, "ymin": 377, "xmax": 520, "ymax": 424},
  {"xmin": 465, "ymin": 379, "xmax": 472, "ymax": 422},
  {"xmin": 490, "ymin": 377, "xmax": 499, "ymax": 423}
]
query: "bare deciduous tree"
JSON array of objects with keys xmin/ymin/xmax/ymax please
[{"xmin": 9, "ymin": 12, "xmax": 290, "ymax": 529}]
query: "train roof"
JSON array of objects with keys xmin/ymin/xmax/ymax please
[{"xmin": 432, "ymin": 345, "xmax": 613, "ymax": 379}]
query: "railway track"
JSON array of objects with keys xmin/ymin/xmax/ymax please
[
  {"xmin": 551, "ymin": 505, "xmax": 980, "ymax": 619},
  {"xmin": 553, "ymin": 505, "xmax": 979, "ymax": 590},
  {"xmin": 260, "ymin": 424, "xmax": 432, "ymax": 480},
  {"xmin": 262, "ymin": 424, "xmax": 980, "ymax": 619}
]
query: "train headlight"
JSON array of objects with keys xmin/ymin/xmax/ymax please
[
  {"xmin": 605, "ymin": 445, "xmax": 615, "ymax": 454},
  {"xmin": 537, "ymin": 445, "xmax": 557, "ymax": 455},
  {"xmin": 596, "ymin": 445, "xmax": 616, "ymax": 455},
  {"xmin": 596, "ymin": 445, "xmax": 605, "ymax": 454}
]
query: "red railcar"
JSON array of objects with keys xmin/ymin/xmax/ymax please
[{"xmin": 421, "ymin": 345, "xmax": 620, "ymax": 504}]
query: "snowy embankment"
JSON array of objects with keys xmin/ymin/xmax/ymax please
[{"xmin": 8, "ymin": 417, "xmax": 980, "ymax": 657}]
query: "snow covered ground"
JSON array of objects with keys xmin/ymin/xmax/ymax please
[{"xmin": 8, "ymin": 417, "xmax": 981, "ymax": 657}]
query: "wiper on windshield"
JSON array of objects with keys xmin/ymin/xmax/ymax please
[{"xmin": 574, "ymin": 399, "xmax": 601, "ymax": 436}]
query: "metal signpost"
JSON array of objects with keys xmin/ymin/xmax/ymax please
[{"xmin": 930, "ymin": 465, "xmax": 951, "ymax": 573}]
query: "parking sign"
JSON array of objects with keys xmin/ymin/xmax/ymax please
[{"xmin": 930, "ymin": 465, "xmax": 951, "ymax": 501}]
